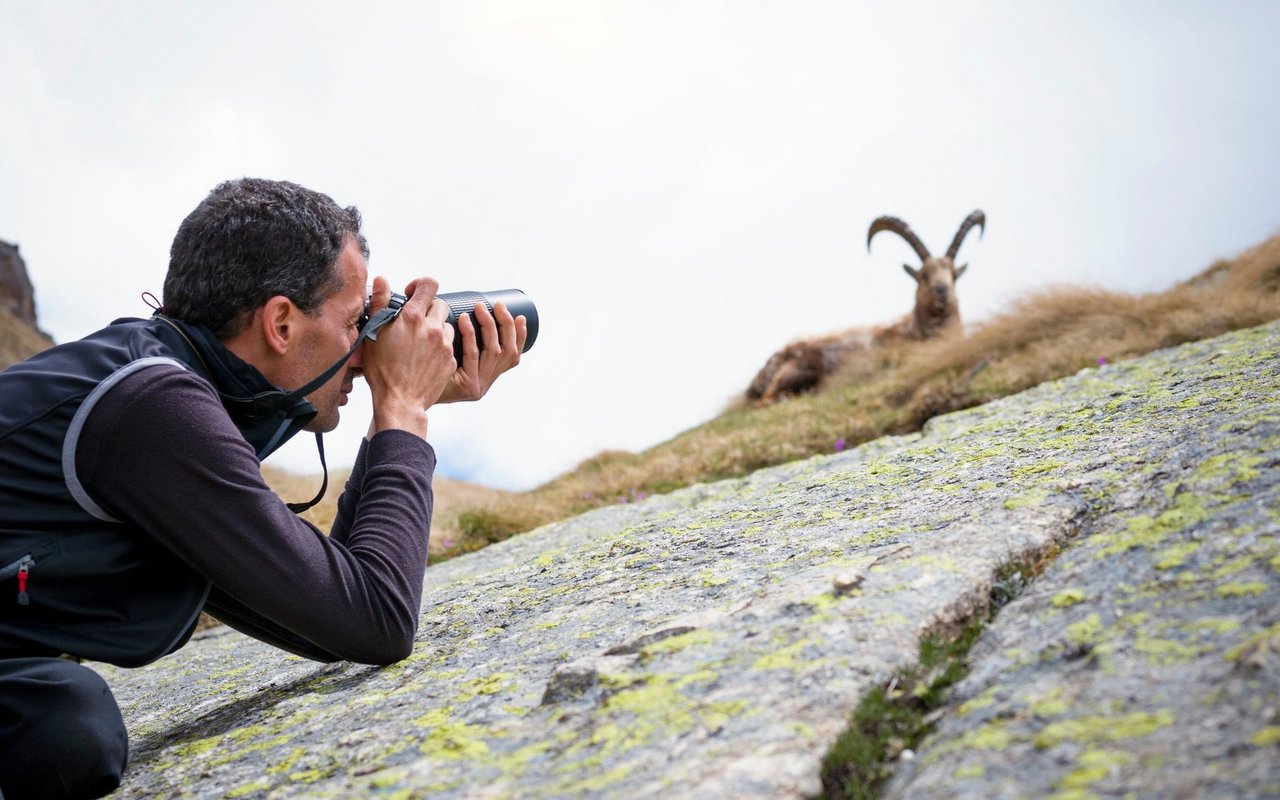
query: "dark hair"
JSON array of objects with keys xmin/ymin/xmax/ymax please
[{"xmin": 162, "ymin": 178, "xmax": 369, "ymax": 337}]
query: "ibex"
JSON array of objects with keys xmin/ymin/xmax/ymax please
[{"xmin": 746, "ymin": 210, "xmax": 986, "ymax": 403}]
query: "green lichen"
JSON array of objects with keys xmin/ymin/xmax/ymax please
[
  {"xmin": 699, "ymin": 570, "xmax": 729, "ymax": 587},
  {"xmin": 963, "ymin": 721, "xmax": 1015, "ymax": 750},
  {"xmin": 1066, "ymin": 613, "xmax": 1104, "ymax": 648},
  {"xmin": 1154, "ymin": 540, "xmax": 1201, "ymax": 570},
  {"xmin": 1011, "ymin": 459, "xmax": 1068, "ymax": 480},
  {"xmin": 1005, "ymin": 487, "xmax": 1051, "ymax": 510},
  {"xmin": 549, "ymin": 763, "xmax": 635, "ymax": 794},
  {"xmin": 753, "ymin": 639, "xmax": 820, "ymax": 671},
  {"xmin": 1051, "ymin": 588, "xmax": 1088, "ymax": 607},
  {"xmin": 1192, "ymin": 451, "xmax": 1264, "ymax": 485},
  {"xmin": 266, "ymin": 746, "xmax": 306, "ymax": 776},
  {"xmin": 1215, "ymin": 581, "xmax": 1268, "ymax": 598},
  {"xmin": 1095, "ymin": 492, "xmax": 1212, "ymax": 558},
  {"xmin": 413, "ymin": 708, "xmax": 492, "ymax": 760},
  {"xmin": 640, "ymin": 629, "xmax": 723, "ymax": 655},
  {"xmin": 1211, "ymin": 555, "xmax": 1260, "ymax": 580},
  {"xmin": 288, "ymin": 767, "xmax": 333, "ymax": 784},
  {"xmin": 956, "ymin": 688, "xmax": 997, "ymax": 718},
  {"xmin": 1031, "ymin": 688, "xmax": 1071, "ymax": 719},
  {"xmin": 1185, "ymin": 617, "xmax": 1241, "ymax": 636},
  {"xmin": 562, "ymin": 673, "xmax": 748, "ymax": 765},
  {"xmin": 1034, "ymin": 710, "xmax": 1175, "ymax": 749},
  {"xmin": 1134, "ymin": 637, "xmax": 1206, "ymax": 666},
  {"xmin": 369, "ymin": 768, "xmax": 410, "ymax": 789},
  {"xmin": 952, "ymin": 763, "xmax": 985, "ymax": 779},
  {"xmin": 1252, "ymin": 726, "xmax": 1280, "ymax": 746},
  {"xmin": 456, "ymin": 671, "xmax": 515, "ymax": 702},
  {"xmin": 1225, "ymin": 622, "xmax": 1280, "ymax": 663},
  {"xmin": 1057, "ymin": 748, "xmax": 1133, "ymax": 793}
]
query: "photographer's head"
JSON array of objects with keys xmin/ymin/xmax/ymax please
[
  {"xmin": 163, "ymin": 178, "xmax": 368, "ymax": 339},
  {"xmin": 165, "ymin": 178, "xmax": 372, "ymax": 433}
]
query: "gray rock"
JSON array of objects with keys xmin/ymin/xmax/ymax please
[{"xmin": 97, "ymin": 321, "xmax": 1280, "ymax": 798}]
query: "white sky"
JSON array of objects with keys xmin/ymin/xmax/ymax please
[{"xmin": 3, "ymin": 1, "xmax": 1278, "ymax": 490}]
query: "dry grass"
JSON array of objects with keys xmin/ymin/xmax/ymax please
[{"xmin": 435, "ymin": 233, "xmax": 1280, "ymax": 556}]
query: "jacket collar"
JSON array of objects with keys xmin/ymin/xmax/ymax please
[{"xmin": 146, "ymin": 315, "xmax": 318, "ymax": 460}]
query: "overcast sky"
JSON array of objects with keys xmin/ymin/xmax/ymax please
[{"xmin": 3, "ymin": 1, "xmax": 1279, "ymax": 490}]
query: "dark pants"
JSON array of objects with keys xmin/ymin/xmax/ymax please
[{"xmin": 0, "ymin": 658, "xmax": 128, "ymax": 800}]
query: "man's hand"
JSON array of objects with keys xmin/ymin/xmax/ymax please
[
  {"xmin": 361, "ymin": 276, "xmax": 457, "ymax": 438},
  {"xmin": 437, "ymin": 301, "xmax": 527, "ymax": 403}
]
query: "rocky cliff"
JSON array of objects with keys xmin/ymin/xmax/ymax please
[
  {"xmin": 0, "ymin": 239, "xmax": 54, "ymax": 367},
  {"xmin": 97, "ymin": 321, "xmax": 1280, "ymax": 798},
  {"xmin": 0, "ymin": 240, "xmax": 39, "ymax": 328}
]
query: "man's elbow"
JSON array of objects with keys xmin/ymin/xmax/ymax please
[
  {"xmin": 361, "ymin": 638, "xmax": 415, "ymax": 666},
  {"xmin": 344, "ymin": 623, "xmax": 417, "ymax": 666}
]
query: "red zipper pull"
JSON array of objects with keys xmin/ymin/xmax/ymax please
[{"xmin": 17, "ymin": 557, "xmax": 31, "ymax": 606}]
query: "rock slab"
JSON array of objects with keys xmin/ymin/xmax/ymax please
[{"xmin": 99, "ymin": 322, "xmax": 1280, "ymax": 798}]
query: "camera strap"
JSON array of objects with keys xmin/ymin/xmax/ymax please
[
  {"xmin": 152, "ymin": 301, "xmax": 404, "ymax": 514},
  {"xmin": 278, "ymin": 300, "xmax": 404, "ymax": 513},
  {"xmin": 284, "ymin": 301, "xmax": 404, "ymax": 407}
]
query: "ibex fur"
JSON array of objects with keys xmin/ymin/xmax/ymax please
[{"xmin": 746, "ymin": 210, "xmax": 985, "ymax": 403}]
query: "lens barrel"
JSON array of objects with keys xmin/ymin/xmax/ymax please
[{"xmin": 438, "ymin": 289, "xmax": 539, "ymax": 364}]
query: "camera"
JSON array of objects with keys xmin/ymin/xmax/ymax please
[{"xmin": 361, "ymin": 289, "xmax": 539, "ymax": 364}]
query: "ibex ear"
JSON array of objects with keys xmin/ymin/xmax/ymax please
[
  {"xmin": 955, "ymin": 262, "xmax": 969, "ymax": 280},
  {"xmin": 902, "ymin": 263, "xmax": 922, "ymax": 282}
]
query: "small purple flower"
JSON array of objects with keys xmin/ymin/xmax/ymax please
[
  {"xmin": 834, "ymin": 438, "xmax": 847, "ymax": 452},
  {"xmin": 636, "ymin": 492, "xmax": 647, "ymax": 501},
  {"xmin": 1097, "ymin": 357, "xmax": 1108, "ymax": 367}
]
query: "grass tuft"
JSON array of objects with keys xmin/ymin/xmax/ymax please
[
  {"xmin": 816, "ymin": 556, "xmax": 1044, "ymax": 799},
  {"xmin": 819, "ymin": 617, "xmax": 985, "ymax": 799}
]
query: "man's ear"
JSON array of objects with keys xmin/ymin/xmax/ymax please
[{"xmin": 259, "ymin": 295, "xmax": 297, "ymax": 356}]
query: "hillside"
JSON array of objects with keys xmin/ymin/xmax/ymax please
[{"xmin": 439, "ymin": 232, "xmax": 1280, "ymax": 554}]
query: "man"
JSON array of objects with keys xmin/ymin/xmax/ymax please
[{"xmin": 0, "ymin": 178, "xmax": 526, "ymax": 799}]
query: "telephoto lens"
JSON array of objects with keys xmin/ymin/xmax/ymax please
[
  {"xmin": 362, "ymin": 289, "xmax": 539, "ymax": 365},
  {"xmin": 437, "ymin": 289, "xmax": 539, "ymax": 364}
]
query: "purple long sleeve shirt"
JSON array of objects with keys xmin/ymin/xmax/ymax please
[{"xmin": 75, "ymin": 365, "xmax": 435, "ymax": 664}]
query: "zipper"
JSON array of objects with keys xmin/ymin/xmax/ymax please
[{"xmin": 1, "ymin": 554, "xmax": 34, "ymax": 605}]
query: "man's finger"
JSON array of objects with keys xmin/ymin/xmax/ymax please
[
  {"xmin": 403, "ymin": 277, "xmax": 441, "ymax": 314},
  {"xmin": 513, "ymin": 315, "xmax": 529, "ymax": 353},
  {"xmin": 459, "ymin": 310, "xmax": 481, "ymax": 360},
  {"xmin": 368, "ymin": 275, "xmax": 391, "ymax": 314},
  {"xmin": 492, "ymin": 302, "xmax": 517, "ymax": 352},
  {"xmin": 473, "ymin": 303, "xmax": 500, "ymax": 352},
  {"xmin": 426, "ymin": 297, "xmax": 451, "ymax": 326}
]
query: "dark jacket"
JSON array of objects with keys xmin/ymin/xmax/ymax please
[{"xmin": 0, "ymin": 315, "xmax": 362, "ymax": 667}]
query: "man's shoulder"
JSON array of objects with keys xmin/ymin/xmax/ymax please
[{"xmin": 97, "ymin": 358, "xmax": 218, "ymax": 411}]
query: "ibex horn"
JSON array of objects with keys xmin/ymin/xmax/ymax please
[
  {"xmin": 944, "ymin": 210, "xmax": 986, "ymax": 260},
  {"xmin": 867, "ymin": 216, "xmax": 931, "ymax": 262}
]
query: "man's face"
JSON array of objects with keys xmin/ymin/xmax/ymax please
[{"xmin": 292, "ymin": 239, "xmax": 369, "ymax": 433}]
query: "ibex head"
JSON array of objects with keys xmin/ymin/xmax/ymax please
[{"xmin": 867, "ymin": 210, "xmax": 986, "ymax": 335}]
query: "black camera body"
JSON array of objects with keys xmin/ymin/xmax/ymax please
[{"xmin": 364, "ymin": 289, "xmax": 539, "ymax": 364}]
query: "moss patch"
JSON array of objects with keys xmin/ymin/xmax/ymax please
[{"xmin": 818, "ymin": 613, "xmax": 990, "ymax": 798}]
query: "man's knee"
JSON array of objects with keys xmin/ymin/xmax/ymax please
[{"xmin": 0, "ymin": 658, "xmax": 128, "ymax": 800}]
